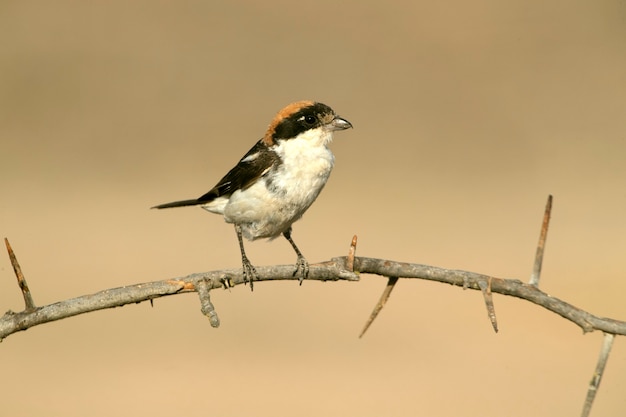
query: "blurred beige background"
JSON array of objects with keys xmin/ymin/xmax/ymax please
[{"xmin": 1, "ymin": 1, "xmax": 626, "ymax": 416}]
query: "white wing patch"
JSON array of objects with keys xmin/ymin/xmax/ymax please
[{"xmin": 241, "ymin": 152, "xmax": 260, "ymax": 163}]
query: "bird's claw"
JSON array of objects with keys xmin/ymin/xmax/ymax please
[
  {"xmin": 293, "ymin": 255, "xmax": 309, "ymax": 285},
  {"xmin": 241, "ymin": 256, "xmax": 258, "ymax": 291}
]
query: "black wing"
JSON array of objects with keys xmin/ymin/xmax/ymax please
[
  {"xmin": 196, "ymin": 139, "xmax": 280, "ymax": 203},
  {"xmin": 152, "ymin": 140, "xmax": 280, "ymax": 209}
]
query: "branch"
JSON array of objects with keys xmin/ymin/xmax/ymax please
[
  {"xmin": 2, "ymin": 256, "xmax": 625, "ymax": 341},
  {"xmin": 3, "ymin": 196, "xmax": 621, "ymax": 417},
  {"xmin": 0, "ymin": 259, "xmax": 358, "ymax": 340},
  {"xmin": 359, "ymin": 195, "xmax": 555, "ymax": 338},
  {"xmin": 355, "ymin": 257, "xmax": 626, "ymax": 335}
]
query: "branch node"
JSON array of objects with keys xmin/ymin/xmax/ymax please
[
  {"xmin": 195, "ymin": 279, "xmax": 220, "ymax": 328},
  {"xmin": 529, "ymin": 195, "xmax": 553, "ymax": 287},
  {"xmin": 477, "ymin": 277, "xmax": 498, "ymax": 333},
  {"xmin": 4, "ymin": 238, "xmax": 36, "ymax": 311},
  {"xmin": 359, "ymin": 276, "xmax": 399, "ymax": 338},
  {"xmin": 328, "ymin": 257, "xmax": 360, "ymax": 281}
]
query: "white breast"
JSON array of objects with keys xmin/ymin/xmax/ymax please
[{"xmin": 221, "ymin": 127, "xmax": 335, "ymax": 240}]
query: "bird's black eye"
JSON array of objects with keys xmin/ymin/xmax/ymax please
[{"xmin": 304, "ymin": 115, "xmax": 317, "ymax": 125}]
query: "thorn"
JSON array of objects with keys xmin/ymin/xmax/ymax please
[
  {"xmin": 4, "ymin": 238, "xmax": 36, "ymax": 311},
  {"xmin": 478, "ymin": 277, "xmax": 498, "ymax": 333},
  {"xmin": 359, "ymin": 276, "xmax": 399, "ymax": 338},
  {"xmin": 347, "ymin": 235, "xmax": 357, "ymax": 272},
  {"xmin": 581, "ymin": 333, "xmax": 615, "ymax": 417},
  {"xmin": 529, "ymin": 195, "xmax": 553, "ymax": 287}
]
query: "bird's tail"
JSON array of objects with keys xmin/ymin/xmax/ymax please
[{"xmin": 151, "ymin": 199, "xmax": 202, "ymax": 209}]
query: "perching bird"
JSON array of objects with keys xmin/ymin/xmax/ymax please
[{"xmin": 152, "ymin": 101, "xmax": 352, "ymax": 289}]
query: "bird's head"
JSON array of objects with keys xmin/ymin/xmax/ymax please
[{"xmin": 263, "ymin": 101, "xmax": 352, "ymax": 147}]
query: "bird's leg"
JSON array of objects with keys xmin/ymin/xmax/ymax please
[
  {"xmin": 282, "ymin": 227, "xmax": 309, "ymax": 285},
  {"xmin": 235, "ymin": 224, "xmax": 257, "ymax": 291}
]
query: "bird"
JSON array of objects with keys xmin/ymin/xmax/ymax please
[{"xmin": 152, "ymin": 100, "xmax": 352, "ymax": 290}]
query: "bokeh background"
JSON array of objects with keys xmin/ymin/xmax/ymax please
[{"xmin": 2, "ymin": 1, "xmax": 626, "ymax": 416}]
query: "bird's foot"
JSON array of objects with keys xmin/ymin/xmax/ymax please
[
  {"xmin": 241, "ymin": 256, "xmax": 258, "ymax": 291},
  {"xmin": 293, "ymin": 255, "xmax": 309, "ymax": 285}
]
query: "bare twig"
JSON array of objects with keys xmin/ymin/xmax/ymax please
[
  {"xmin": 359, "ymin": 276, "xmax": 399, "ymax": 338},
  {"xmin": 478, "ymin": 277, "xmax": 498, "ymax": 333},
  {"xmin": 580, "ymin": 333, "xmax": 615, "ymax": 417},
  {"xmin": 529, "ymin": 195, "xmax": 552, "ymax": 287},
  {"xmin": 4, "ymin": 238, "xmax": 36, "ymax": 310},
  {"xmin": 2, "ymin": 256, "xmax": 625, "ymax": 341}
]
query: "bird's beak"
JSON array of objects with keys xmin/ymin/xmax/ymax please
[{"xmin": 329, "ymin": 116, "xmax": 353, "ymax": 131}]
